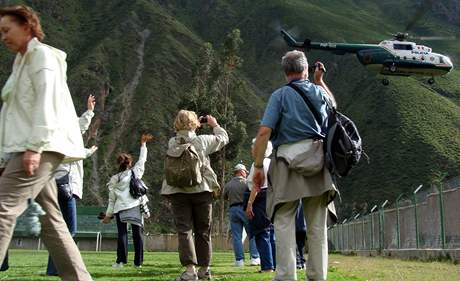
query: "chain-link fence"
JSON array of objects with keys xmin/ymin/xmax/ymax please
[{"xmin": 328, "ymin": 182, "xmax": 460, "ymax": 251}]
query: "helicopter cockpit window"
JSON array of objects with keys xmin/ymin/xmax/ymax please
[{"xmin": 393, "ymin": 44, "xmax": 413, "ymax": 50}]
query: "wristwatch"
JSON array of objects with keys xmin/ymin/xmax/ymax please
[{"xmin": 254, "ymin": 163, "xmax": 264, "ymax": 169}]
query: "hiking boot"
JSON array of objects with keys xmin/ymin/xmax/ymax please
[
  {"xmin": 197, "ymin": 268, "xmax": 211, "ymax": 280},
  {"xmin": 174, "ymin": 271, "xmax": 198, "ymax": 281}
]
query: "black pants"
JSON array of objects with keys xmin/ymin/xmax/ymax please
[
  {"xmin": 296, "ymin": 230, "xmax": 307, "ymax": 266},
  {"xmin": 115, "ymin": 213, "xmax": 143, "ymax": 266},
  {"xmin": 0, "ymin": 251, "xmax": 8, "ymax": 271}
]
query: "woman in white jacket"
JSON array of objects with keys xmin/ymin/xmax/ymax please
[
  {"xmin": 103, "ymin": 133, "xmax": 153, "ymax": 268},
  {"xmin": 0, "ymin": 5, "xmax": 91, "ymax": 281}
]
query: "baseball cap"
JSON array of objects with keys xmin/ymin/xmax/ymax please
[{"xmin": 233, "ymin": 163, "xmax": 248, "ymax": 173}]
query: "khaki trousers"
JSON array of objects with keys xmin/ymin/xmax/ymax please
[
  {"xmin": 0, "ymin": 152, "xmax": 91, "ymax": 281},
  {"xmin": 168, "ymin": 192, "xmax": 213, "ymax": 267},
  {"xmin": 274, "ymin": 194, "xmax": 328, "ymax": 281}
]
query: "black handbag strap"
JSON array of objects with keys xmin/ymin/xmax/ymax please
[{"xmin": 287, "ymin": 82, "xmax": 322, "ymax": 127}]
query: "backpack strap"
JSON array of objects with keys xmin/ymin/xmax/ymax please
[{"xmin": 287, "ymin": 82, "xmax": 322, "ymax": 127}]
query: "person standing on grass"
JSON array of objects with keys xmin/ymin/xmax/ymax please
[
  {"xmin": 46, "ymin": 94, "xmax": 98, "ymax": 276},
  {"xmin": 252, "ymin": 50, "xmax": 337, "ymax": 281},
  {"xmin": 162, "ymin": 110, "xmax": 228, "ymax": 281},
  {"xmin": 0, "ymin": 5, "xmax": 93, "ymax": 280},
  {"xmin": 223, "ymin": 163, "xmax": 260, "ymax": 267},
  {"xmin": 245, "ymin": 139, "xmax": 276, "ymax": 273},
  {"xmin": 102, "ymin": 133, "xmax": 154, "ymax": 269}
]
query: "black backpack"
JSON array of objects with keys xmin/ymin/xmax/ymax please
[
  {"xmin": 288, "ymin": 83, "xmax": 364, "ymax": 178},
  {"xmin": 129, "ymin": 170, "xmax": 148, "ymax": 199}
]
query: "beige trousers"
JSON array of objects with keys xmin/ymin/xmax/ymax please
[
  {"xmin": 0, "ymin": 152, "xmax": 92, "ymax": 281},
  {"xmin": 274, "ymin": 194, "xmax": 328, "ymax": 281}
]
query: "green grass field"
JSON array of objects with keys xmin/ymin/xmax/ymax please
[{"xmin": 0, "ymin": 250, "xmax": 458, "ymax": 281}]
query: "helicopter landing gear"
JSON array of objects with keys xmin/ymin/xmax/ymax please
[
  {"xmin": 389, "ymin": 64, "xmax": 397, "ymax": 73},
  {"xmin": 382, "ymin": 78, "xmax": 390, "ymax": 86},
  {"xmin": 428, "ymin": 77, "xmax": 435, "ymax": 84}
]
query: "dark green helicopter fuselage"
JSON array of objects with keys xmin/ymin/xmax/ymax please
[{"xmin": 281, "ymin": 30, "xmax": 453, "ymax": 79}]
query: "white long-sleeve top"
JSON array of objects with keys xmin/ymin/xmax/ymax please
[
  {"xmin": 54, "ymin": 110, "xmax": 95, "ymax": 199},
  {"xmin": 247, "ymin": 157, "xmax": 271, "ymax": 191},
  {"xmin": 106, "ymin": 144, "xmax": 148, "ymax": 215},
  {"xmin": 0, "ymin": 38, "xmax": 86, "ymax": 165}
]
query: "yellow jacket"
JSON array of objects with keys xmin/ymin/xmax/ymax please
[{"xmin": 0, "ymin": 38, "xmax": 85, "ymax": 164}]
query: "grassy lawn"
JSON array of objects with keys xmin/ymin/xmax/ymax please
[{"xmin": 0, "ymin": 250, "xmax": 458, "ymax": 281}]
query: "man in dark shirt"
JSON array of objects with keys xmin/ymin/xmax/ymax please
[{"xmin": 223, "ymin": 164, "xmax": 260, "ymax": 267}]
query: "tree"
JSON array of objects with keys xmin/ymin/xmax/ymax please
[{"xmin": 178, "ymin": 29, "xmax": 248, "ymax": 234}]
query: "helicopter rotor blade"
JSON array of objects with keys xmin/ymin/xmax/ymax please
[{"xmin": 415, "ymin": 35, "xmax": 457, "ymax": 41}]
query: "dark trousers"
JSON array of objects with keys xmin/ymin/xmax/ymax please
[
  {"xmin": 115, "ymin": 213, "xmax": 144, "ymax": 266},
  {"xmin": 0, "ymin": 251, "xmax": 8, "ymax": 271},
  {"xmin": 296, "ymin": 230, "xmax": 307, "ymax": 266},
  {"xmin": 169, "ymin": 192, "xmax": 213, "ymax": 267},
  {"xmin": 47, "ymin": 195, "xmax": 77, "ymax": 275}
]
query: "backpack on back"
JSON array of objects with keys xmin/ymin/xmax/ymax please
[
  {"xmin": 165, "ymin": 138, "xmax": 203, "ymax": 187},
  {"xmin": 324, "ymin": 108, "xmax": 363, "ymax": 177},
  {"xmin": 288, "ymin": 83, "xmax": 364, "ymax": 178}
]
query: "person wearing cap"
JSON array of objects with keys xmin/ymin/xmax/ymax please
[{"xmin": 223, "ymin": 163, "xmax": 260, "ymax": 267}]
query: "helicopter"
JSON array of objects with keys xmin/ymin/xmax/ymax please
[{"xmin": 281, "ymin": 29, "xmax": 454, "ymax": 86}]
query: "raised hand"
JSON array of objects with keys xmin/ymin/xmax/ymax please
[
  {"xmin": 141, "ymin": 133, "xmax": 154, "ymax": 144},
  {"xmin": 87, "ymin": 95, "xmax": 96, "ymax": 111}
]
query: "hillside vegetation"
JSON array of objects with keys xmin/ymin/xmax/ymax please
[{"xmin": 0, "ymin": 0, "xmax": 458, "ymax": 227}]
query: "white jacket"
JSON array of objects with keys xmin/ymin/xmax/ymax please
[
  {"xmin": 0, "ymin": 38, "xmax": 85, "ymax": 163},
  {"xmin": 106, "ymin": 144, "xmax": 148, "ymax": 215}
]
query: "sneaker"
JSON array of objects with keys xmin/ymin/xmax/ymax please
[
  {"xmin": 112, "ymin": 262, "xmax": 124, "ymax": 268},
  {"xmin": 174, "ymin": 271, "xmax": 198, "ymax": 281},
  {"xmin": 197, "ymin": 268, "xmax": 211, "ymax": 280},
  {"xmin": 234, "ymin": 260, "xmax": 244, "ymax": 267},
  {"xmin": 250, "ymin": 257, "xmax": 260, "ymax": 266},
  {"xmin": 134, "ymin": 264, "xmax": 142, "ymax": 268}
]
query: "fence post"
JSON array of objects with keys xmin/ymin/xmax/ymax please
[
  {"xmin": 353, "ymin": 213, "xmax": 360, "ymax": 250},
  {"xmin": 413, "ymin": 184, "xmax": 423, "ymax": 248},
  {"xmin": 436, "ymin": 183, "xmax": 446, "ymax": 249},
  {"xmin": 361, "ymin": 215, "xmax": 365, "ymax": 250},
  {"xmin": 396, "ymin": 193, "xmax": 406, "ymax": 249},
  {"xmin": 369, "ymin": 205, "xmax": 377, "ymax": 251},
  {"xmin": 379, "ymin": 200, "xmax": 389, "ymax": 252}
]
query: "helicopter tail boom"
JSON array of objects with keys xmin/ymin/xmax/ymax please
[
  {"xmin": 281, "ymin": 29, "xmax": 378, "ymax": 54},
  {"xmin": 280, "ymin": 29, "xmax": 305, "ymax": 48}
]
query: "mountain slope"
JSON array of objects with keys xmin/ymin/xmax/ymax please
[{"xmin": 0, "ymin": 0, "xmax": 458, "ymax": 224}]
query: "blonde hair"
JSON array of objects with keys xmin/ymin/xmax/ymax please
[{"xmin": 174, "ymin": 110, "xmax": 200, "ymax": 131}]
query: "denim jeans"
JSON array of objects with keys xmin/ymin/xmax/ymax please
[
  {"xmin": 229, "ymin": 205, "xmax": 259, "ymax": 261},
  {"xmin": 255, "ymin": 225, "xmax": 276, "ymax": 270},
  {"xmin": 47, "ymin": 195, "xmax": 77, "ymax": 275}
]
